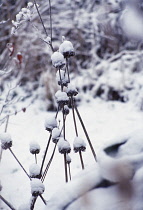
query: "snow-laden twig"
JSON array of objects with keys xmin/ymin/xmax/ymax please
[{"xmin": 0, "ymin": 194, "xmax": 16, "ymax": 210}]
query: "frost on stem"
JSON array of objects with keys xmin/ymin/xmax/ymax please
[
  {"xmin": 52, "ymin": 127, "xmax": 61, "ymax": 143},
  {"xmin": 31, "ymin": 179, "xmax": 45, "ymax": 196},
  {"xmin": 29, "ymin": 163, "xmax": 40, "ymax": 178},
  {"xmin": 30, "ymin": 141, "xmax": 40, "ymax": 154},
  {"xmin": 67, "ymin": 84, "xmax": 78, "ymax": 97},
  {"xmin": 58, "ymin": 137, "xmax": 71, "ymax": 154},
  {"xmin": 56, "ymin": 70, "xmax": 69, "ymax": 87},
  {"xmin": 0, "ymin": 132, "xmax": 12, "ymax": 150},
  {"xmin": 59, "ymin": 40, "xmax": 75, "ymax": 58},
  {"xmin": 55, "ymin": 90, "xmax": 69, "ymax": 106},
  {"xmin": 51, "ymin": 52, "xmax": 66, "ymax": 69},
  {"xmin": 73, "ymin": 137, "xmax": 86, "ymax": 153},
  {"xmin": 45, "ymin": 116, "xmax": 57, "ymax": 132}
]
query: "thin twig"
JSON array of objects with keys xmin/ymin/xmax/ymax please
[
  {"xmin": 41, "ymin": 143, "xmax": 57, "ymax": 182},
  {"xmin": 74, "ymin": 105, "xmax": 97, "ymax": 162},
  {"xmin": 40, "ymin": 134, "xmax": 52, "ymax": 177},
  {"xmin": 30, "ymin": 196, "xmax": 38, "ymax": 210},
  {"xmin": 79, "ymin": 150, "xmax": 84, "ymax": 170},
  {"xmin": 63, "ymin": 108, "xmax": 65, "ymax": 139},
  {"xmin": 0, "ymin": 195, "xmax": 16, "ymax": 210},
  {"xmin": 64, "ymin": 153, "xmax": 68, "ymax": 182},
  {"xmin": 9, "ymin": 148, "xmax": 31, "ymax": 180},
  {"xmin": 66, "ymin": 58, "xmax": 70, "ymax": 83},
  {"xmin": 39, "ymin": 194, "xmax": 47, "ymax": 205},
  {"xmin": 59, "ymin": 68, "xmax": 63, "ymax": 91},
  {"xmin": 35, "ymin": 154, "xmax": 37, "ymax": 164},
  {"xmin": 68, "ymin": 163, "xmax": 71, "ymax": 180},
  {"xmin": 71, "ymin": 97, "xmax": 78, "ymax": 136}
]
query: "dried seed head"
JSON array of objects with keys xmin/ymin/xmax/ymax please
[
  {"xmin": 52, "ymin": 127, "xmax": 61, "ymax": 143},
  {"xmin": 0, "ymin": 132, "xmax": 12, "ymax": 150},
  {"xmin": 67, "ymin": 84, "xmax": 78, "ymax": 97},
  {"xmin": 73, "ymin": 137, "xmax": 86, "ymax": 153},
  {"xmin": 31, "ymin": 179, "xmax": 45, "ymax": 196},
  {"xmin": 29, "ymin": 164, "xmax": 40, "ymax": 178},
  {"xmin": 56, "ymin": 70, "xmax": 69, "ymax": 87},
  {"xmin": 55, "ymin": 90, "xmax": 69, "ymax": 105},
  {"xmin": 62, "ymin": 105, "xmax": 70, "ymax": 115},
  {"xmin": 59, "ymin": 41, "xmax": 75, "ymax": 58},
  {"xmin": 58, "ymin": 137, "xmax": 71, "ymax": 154},
  {"xmin": 45, "ymin": 116, "xmax": 57, "ymax": 132},
  {"xmin": 29, "ymin": 141, "xmax": 40, "ymax": 154},
  {"xmin": 51, "ymin": 51, "xmax": 66, "ymax": 68}
]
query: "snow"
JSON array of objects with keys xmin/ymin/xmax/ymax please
[
  {"xmin": 52, "ymin": 128, "xmax": 61, "ymax": 143},
  {"xmin": 18, "ymin": 203, "xmax": 30, "ymax": 210},
  {"xmin": 1, "ymin": 100, "xmax": 143, "ymax": 209},
  {"xmin": 73, "ymin": 136, "xmax": 86, "ymax": 152},
  {"xmin": 59, "ymin": 41, "xmax": 75, "ymax": 58},
  {"xmin": 58, "ymin": 137, "xmax": 71, "ymax": 154},
  {"xmin": 31, "ymin": 179, "xmax": 45, "ymax": 196},
  {"xmin": 44, "ymin": 115, "xmax": 57, "ymax": 131},
  {"xmin": 0, "ymin": 132, "xmax": 12, "ymax": 150},
  {"xmin": 51, "ymin": 52, "xmax": 66, "ymax": 68},
  {"xmin": 55, "ymin": 90, "xmax": 69, "ymax": 103},
  {"xmin": 29, "ymin": 164, "xmax": 40, "ymax": 178},
  {"xmin": 29, "ymin": 141, "xmax": 40, "ymax": 154}
]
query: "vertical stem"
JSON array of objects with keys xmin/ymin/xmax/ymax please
[
  {"xmin": 59, "ymin": 68, "xmax": 63, "ymax": 91},
  {"xmin": 35, "ymin": 154, "xmax": 37, "ymax": 164},
  {"xmin": 40, "ymin": 134, "xmax": 52, "ymax": 176},
  {"xmin": 30, "ymin": 196, "xmax": 38, "ymax": 210},
  {"xmin": 9, "ymin": 148, "xmax": 31, "ymax": 180},
  {"xmin": 68, "ymin": 163, "xmax": 71, "ymax": 180},
  {"xmin": 71, "ymin": 97, "xmax": 78, "ymax": 137},
  {"xmin": 74, "ymin": 105, "xmax": 97, "ymax": 162},
  {"xmin": 66, "ymin": 58, "xmax": 70, "ymax": 83},
  {"xmin": 63, "ymin": 107, "xmax": 65, "ymax": 139},
  {"xmin": 64, "ymin": 153, "xmax": 68, "ymax": 183},
  {"xmin": 79, "ymin": 151, "xmax": 84, "ymax": 170},
  {"xmin": 0, "ymin": 195, "xmax": 16, "ymax": 210}
]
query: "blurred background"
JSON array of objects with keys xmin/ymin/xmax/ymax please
[{"xmin": 1, "ymin": 0, "xmax": 143, "ymax": 111}]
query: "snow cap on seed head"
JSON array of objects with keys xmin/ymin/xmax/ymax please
[
  {"xmin": 51, "ymin": 51, "xmax": 66, "ymax": 69},
  {"xmin": 45, "ymin": 115, "xmax": 57, "ymax": 132},
  {"xmin": 52, "ymin": 127, "xmax": 61, "ymax": 143},
  {"xmin": 29, "ymin": 163, "xmax": 40, "ymax": 178},
  {"xmin": 67, "ymin": 84, "xmax": 78, "ymax": 97},
  {"xmin": 58, "ymin": 137, "xmax": 71, "ymax": 154},
  {"xmin": 31, "ymin": 179, "xmax": 45, "ymax": 196},
  {"xmin": 29, "ymin": 141, "xmax": 40, "ymax": 154},
  {"xmin": 59, "ymin": 40, "xmax": 75, "ymax": 58},
  {"xmin": 73, "ymin": 137, "xmax": 86, "ymax": 153},
  {"xmin": 0, "ymin": 132, "xmax": 12, "ymax": 150},
  {"xmin": 55, "ymin": 90, "xmax": 69, "ymax": 105}
]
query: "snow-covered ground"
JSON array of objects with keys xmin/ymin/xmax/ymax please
[{"xmin": 1, "ymin": 99, "xmax": 143, "ymax": 209}]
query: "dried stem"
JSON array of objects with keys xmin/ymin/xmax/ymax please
[
  {"xmin": 0, "ymin": 195, "xmax": 16, "ymax": 210},
  {"xmin": 74, "ymin": 105, "xmax": 97, "ymax": 162},
  {"xmin": 39, "ymin": 194, "xmax": 47, "ymax": 205},
  {"xmin": 79, "ymin": 150, "xmax": 84, "ymax": 170},
  {"xmin": 41, "ymin": 143, "xmax": 57, "ymax": 182},
  {"xmin": 59, "ymin": 68, "xmax": 63, "ymax": 91},
  {"xmin": 30, "ymin": 196, "xmax": 38, "ymax": 210},
  {"xmin": 35, "ymin": 154, "xmax": 37, "ymax": 164},
  {"xmin": 66, "ymin": 58, "xmax": 70, "ymax": 83},
  {"xmin": 40, "ymin": 133, "xmax": 52, "ymax": 177},
  {"xmin": 68, "ymin": 163, "xmax": 71, "ymax": 180},
  {"xmin": 64, "ymin": 153, "xmax": 68, "ymax": 182},
  {"xmin": 4, "ymin": 115, "xmax": 9, "ymax": 132},
  {"xmin": 63, "ymin": 108, "xmax": 66, "ymax": 139},
  {"xmin": 9, "ymin": 148, "xmax": 31, "ymax": 180},
  {"xmin": 71, "ymin": 97, "xmax": 78, "ymax": 137}
]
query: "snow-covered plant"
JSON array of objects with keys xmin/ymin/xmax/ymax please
[
  {"xmin": 0, "ymin": 132, "xmax": 12, "ymax": 150},
  {"xmin": 31, "ymin": 179, "xmax": 45, "ymax": 196},
  {"xmin": 44, "ymin": 115, "xmax": 57, "ymax": 132}
]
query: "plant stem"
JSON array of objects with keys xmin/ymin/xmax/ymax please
[
  {"xmin": 64, "ymin": 153, "xmax": 68, "ymax": 182},
  {"xmin": 0, "ymin": 195, "xmax": 16, "ymax": 210},
  {"xmin": 41, "ymin": 143, "xmax": 57, "ymax": 182},
  {"xmin": 71, "ymin": 97, "xmax": 78, "ymax": 137},
  {"xmin": 74, "ymin": 105, "xmax": 97, "ymax": 162},
  {"xmin": 59, "ymin": 68, "xmax": 63, "ymax": 91},
  {"xmin": 68, "ymin": 163, "xmax": 71, "ymax": 180},
  {"xmin": 63, "ymin": 108, "xmax": 66, "ymax": 139},
  {"xmin": 40, "ymin": 134, "xmax": 52, "ymax": 177},
  {"xmin": 4, "ymin": 115, "xmax": 9, "ymax": 132},
  {"xmin": 39, "ymin": 194, "xmax": 47, "ymax": 205},
  {"xmin": 66, "ymin": 58, "xmax": 70, "ymax": 83},
  {"xmin": 79, "ymin": 150, "xmax": 84, "ymax": 170},
  {"xmin": 9, "ymin": 148, "xmax": 31, "ymax": 180},
  {"xmin": 30, "ymin": 196, "xmax": 38, "ymax": 210},
  {"xmin": 35, "ymin": 154, "xmax": 37, "ymax": 164}
]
